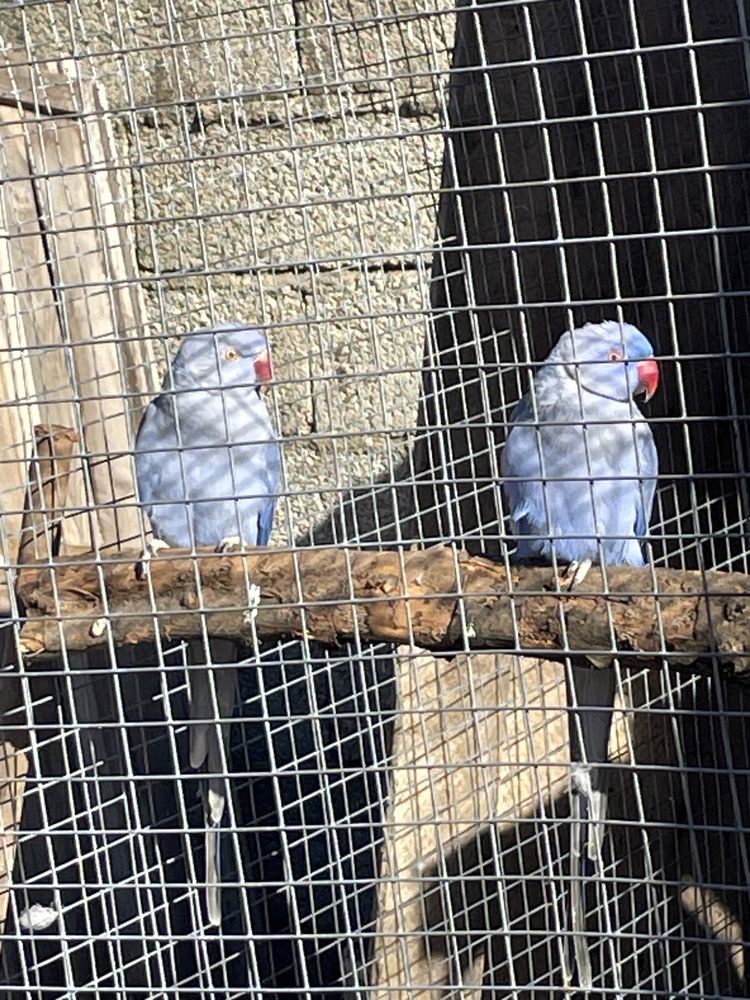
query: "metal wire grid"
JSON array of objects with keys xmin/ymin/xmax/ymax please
[{"xmin": 0, "ymin": 0, "xmax": 748, "ymax": 996}]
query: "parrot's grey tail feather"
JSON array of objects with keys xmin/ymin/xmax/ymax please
[
  {"xmin": 188, "ymin": 666, "xmax": 211, "ymax": 769},
  {"xmin": 567, "ymin": 661, "xmax": 617, "ymax": 989},
  {"xmin": 188, "ymin": 638, "xmax": 237, "ymax": 928},
  {"xmin": 205, "ymin": 823, "xmax": 222, "ymax": 928},
  {"xmin": 188, "ymin": 639, "xmax": 237, "ymax": 770},
  {"xmin": 568, "ymin": 663, "xmax": 617, "ymax": 775},
  {"xmin": 205, "ymin": 774, "xmax": 228, "ymax": 928},
  {"xmin": 570, "ymin": 786, "xmax": 593, "ymax": 991}
]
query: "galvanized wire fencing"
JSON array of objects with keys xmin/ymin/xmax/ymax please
[{"xmin": 0, "ymin": 0, "xmax": 749, "ymax": 996}]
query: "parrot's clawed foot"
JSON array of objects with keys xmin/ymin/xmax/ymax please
[
  {"xmin": 136, "ymin": 538, "xmax": 170, "ymax": 580},
  {"xmin": 558, "ymin": 558, "xmax": 593, "ymax": 591},
  {"xmin": 216, "ymin": 535, "xmax": 244, "ymax": 553}
]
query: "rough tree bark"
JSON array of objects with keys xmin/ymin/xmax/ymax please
[{"xmin": 13, "ymin": 545, "xmax": 750, "ymax": 683}]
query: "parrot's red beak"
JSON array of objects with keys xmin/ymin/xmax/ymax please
[
  {"xmin": 635, "ymin": 357, "xmax": 659, "ymax": 403},
  {"xmin": 254, "ymin": 349, "xmax": 273, "ymax": 383}
]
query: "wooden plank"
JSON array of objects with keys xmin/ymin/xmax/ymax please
[
  {"xmin": 0, "ymin": 105, "xmax": 60, "ymax": 595},
  {"xmin": 0, "ymin": 51, "xmax": 81, "ymax": 116},
  {"xmin": 1, "ymin": 56, "xmax": 155, "ymax": 559},
  {"xmin": 17, "ymin": 424, "xmax": 80, "ymax": 565},
  {"xmin": 372, "ymin": 651, "xmax": 558, "ymax": 998},
  {"xmin": 24, "ymin": 101, "xmax": 153, "ymax": 552},
  {"xmin": 86, "ymin": 77, "xmax": 158, "ymax": 421},
  {"xmin": 0, "ymin": 106, "xmax": 92, "ymax": 551},
  {"xmin": 0, "ymin": 737, "xmax": 28, "ymax": 935},
  {"xmin": 0, "ymin": 59, "xmax": 155, "ymax": 952}
]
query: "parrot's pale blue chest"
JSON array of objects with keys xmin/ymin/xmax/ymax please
[
  {"xmin": 501, "ymin": 381, "xmax": 656, "ymax": 566},
  {"xmin": 136, "ymin": 385, "xmax": 281, "ymax": 547}
]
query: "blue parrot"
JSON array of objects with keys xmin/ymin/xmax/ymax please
[
  {"xmin": 135, "ymin": 322, "xmax": 281, "ymax": 927},
  {"xmin": 500, "ymin": 320, "xmax": 659, "ymax": 988}
]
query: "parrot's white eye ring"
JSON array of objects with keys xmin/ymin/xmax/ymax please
[
  {"xmin": 608, "ymin": 348, "xmax": 625, "ymax": 362},
  {"xmin": 224, "ymin": 347, "xmax": 241, "ymax": 361}
]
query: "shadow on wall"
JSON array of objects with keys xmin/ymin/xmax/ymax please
[
  {"xmin": 419, "ymin": 670, "xmax": 750, "ymax": 996},
  {"xmin": 0, "ymin": 640, "xmax": 398, "ymax": 997}
]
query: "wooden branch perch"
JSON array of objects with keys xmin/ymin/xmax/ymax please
[{"xmin": 13, "ymin": 545, "xmax": 750, "ymax": 684}]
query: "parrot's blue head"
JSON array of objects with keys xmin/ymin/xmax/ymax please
[
  {"xmin": 547, "ymin": 320, "xmax": 660, "ymax": 404},
  {"xmin": 171, "ymin": 323, "xmax": 273, "ymax": 391}
]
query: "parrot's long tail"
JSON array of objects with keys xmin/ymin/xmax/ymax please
[
  {"xmin": 566, "ymin": 661, "xmax": 617, "ymax": 990},
  {"xmin": 188, "ymin": 638, "xmax": 237, "ymax": 928}
]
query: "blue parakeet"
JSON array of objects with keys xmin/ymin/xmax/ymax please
[
  {"xmin": 135, "ymin": 322, "xmax": 281, "ymax": 927},
  {"xmin": 500, "ymin": 320, "xmax": 659, "ymax": 987}
]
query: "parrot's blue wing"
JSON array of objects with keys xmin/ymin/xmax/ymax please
[
  {"xmin": 634, "ymin": 424, "xmax": 658, "ymax": 538},
  {"xmin": 509, "ymin": 393, "xmax": 531, "ymax": 423},
  {"xmin": 257, "ymin": 498, "xmax": 276, "ymax": 547},
  {"xmin": 502, "ymin": 391, "xmax": 553, "ymax": 559}
]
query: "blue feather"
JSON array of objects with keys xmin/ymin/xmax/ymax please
[{"xmin": 257, "ymin": 498, "xmax": 276, "ymax": 547}]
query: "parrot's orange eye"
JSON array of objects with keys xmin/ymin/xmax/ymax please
[
  {"xmin": 608, "ymin": 348, "xmax": 624, "ymax": 362},
  {"xmin": 224, "ymin": 348, "xmax": 241, "ymax": 362}
]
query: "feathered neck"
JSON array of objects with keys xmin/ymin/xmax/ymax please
[
  {"xmin": 163, "ymin": 363, "xmax": 261, "ymax": 401},
  {"xmin": 535, "ymin": 363, "xmax": 634, "ymax": 415}
]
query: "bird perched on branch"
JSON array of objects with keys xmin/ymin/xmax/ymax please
[
  {"xmin": 135, "ymin": 322, "xmax": 280, "ymax": 927},
  {"xmin": 500, "ymin": 320, "xmax": 659, "ymax": 988}
]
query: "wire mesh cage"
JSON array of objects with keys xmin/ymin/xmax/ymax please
[{"xmin": 0, "ymin": 0, "xmax": 749, "ymax": 997}]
